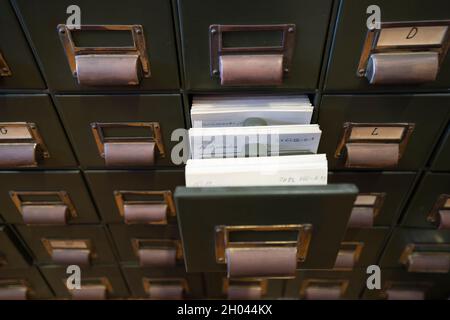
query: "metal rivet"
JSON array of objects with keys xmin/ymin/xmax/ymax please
[
  {"xmin": 211, "ymin": 28, "xmax": 217, "ymax": 35},
  {"xmin": 284, "ymin": 68, "xmax": 289, "ymax": 73},
  {"xmin": 58, "ymin": 27, "xmax": 66, "ymax": 34},
  {"xmin": 288, "ymin": 27, "xmax": 295, "ymax": 33},
  {"xmin": 135, "ymin": 28, "xmax": 142, "ymax": 34},
  {"xmin": 212, "ymin": 69, "xmax": 219, "ymax": 75}
]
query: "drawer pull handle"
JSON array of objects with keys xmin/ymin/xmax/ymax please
[
  {"xmin": 348, "ymin": 193, "xmax": 385, "ymax": 228},
  {"xmin": 427, "ymin": 194, "xmax": 450, "ymax": 229},
  {"xmin": 215, "ymin": 224, "xmax": 312, "ymax": 278},
  {"xmin": 224, "ymin": 279, "xmax": 267, "ymax": 300},
  {"xmin": 143, "ymin": 278, "xmax": 188, "ymax": 300},
  {"xmin": 10, "ymin": 191, "xmax": 77, "ymax": 225},
  {"xmin": 43, "ymin": 239, "xmax": 93, "ymax": 266},
  {"xmin": 400, "ymin": 243, "xmax": 450, "ymax": 273},
  {"xmin": 0, "ymin": 52, "xmax": 12, "ymax": 77},
  {"xmin": 68, "ymin": 278, "xmax": 111, "ymax": 300},
  {"xmin": 57, "ymin": 24, "xmax": 150, "ymax": 86},
  {"xmin": 300, "ymin": 279, "xmax": 348, "ymax": 300},
  {"xmin": 357, "ymin": 20, "xmax": 450, "ymax": 84},
  {"xmin": 210, "ymin": 24, "xmax": 295, "ymax": 86},
  {"xmin": 334, "ymin": 242, "xmax": 364, "ymax": 270},
  {"xmin": 91, "ymin": 122, "xmax": 164, "ymax": 167},
  {"xmin": 114, "ymin": 190, "xmax": 175, "ymax": 225},
  {"xmin": 0, "ymin": 280, "xmax": 29, "ymax": 300},
  {"xmin": 0, "ymin": 122, "xmax": 49, "ymax": 168},
  {"xmin": 132, "ymin": 239, "xmax": 182, "ymax": 268},
  {"xmin": 335, "ymin": 123, "xmax": 414, "ymax": 168}
]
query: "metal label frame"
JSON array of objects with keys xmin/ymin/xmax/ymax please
[
  {"xmin": 400, "ymin": 243, "xmax": 450, "ymax": 273},
  {"xmin": 427, "ymin": 194, "xmax": 450, "ymax": 226},
  {"xmin": 0, "ymin": 122, "xmax": 50, "ymax": 159},
  {"xmin": 142, "ymin": 278, "xmax": 189, "ymax": 295},
  {"xmin": 299, "ymin": 279, "xmax": 349, "ymax": 299},
  {"xmin": 131, "ymin": 238, "xmax": 183, "ymax": 261}
]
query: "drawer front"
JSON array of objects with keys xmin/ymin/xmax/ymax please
[
  {"xmin": 335, "ymin": 228, "xmax": 389, "ymax": 270},
  {"xmin": 431, "ymin": 126, "xmax": 450, "ymax": 172},
  {"xmin": 0, "ymin": 95, "xmax": 77, "ymax": 169},
  {"xmin": 178, "ymin": 0, "xmax": 333, "ymax": 90},
  {"xmin": 85, "ymin": 170, "xmax": 184, "ymax": 224},
  {"xmin": 175, "ymin": 184, "xmax": 358, "ymax": 274},
  {"xmin": 40, "ymin": 265, "xmax": 129, "ymax": 299},
  {"xmin": 0, "ymin": 0, "xmax": 45, "ymax": 89},
  {"xmin": 401, "ymin": 173, "xmax": 450, "ymax": 228},
  {"xmin": 0, "ymin": 267, "xmax": 53, "ymax": 299},
  {"xmin": 17, "ymin": 225, "xmax": 116, "ymax": 265},
  {"xmin": 284, "ymin": 270, "xmax": 366, "ymax": 299},
  {"xmin": 55, "ymin": 94, "xmax": 185, "ymax": 169},
  {"xmin": 204, "ymin": 273, "xmax": 284, "ymax": 299},
  {"xmin": 0, "ymin": 171, "xmax": 99, "ymax": 224},
  {"xmin": 381, "ymin": 228, "xmax": 450, "ymax": 273},
  {"xmin": 363, "ymin": 269, "xmax": 450, "ymax": 300},
  {"xmin": 318, "ymin": 95, "xmax": 449, "ymax": 171},
  {"xmin": 108, "ymin": 224, "xmax": 179, "ymax": 264},
  {"xmin": 121, "ymin": 265, "xmax": 204, "ymax": 299},
  {"xmin": 329, "ymin": 172, "xmax": 416, "ymax": 227},
  {"xmin": 13, "ymin": 0, "xmax": 179, "ymax": 91},
  {"xmin": 0, "ymin": 226, "xmax": 29, "ymax": 268},
  {"xmin": 325, "ymin": 0, "xmax": 450, "ymax": 92}
]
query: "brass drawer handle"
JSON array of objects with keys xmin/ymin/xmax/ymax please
[
  {"xmin": 0, "ymin": 51, "xmax": 12, "ymax": 77},
  {"xmin": 215, "ymin": 224, "xmax": 312, "ymax": 278},
  {"xmin": 143, "ymin": 278, "xmax": 188, "ymax": 300},
  {"xmin": 223, "ymin": 278, "xmax": 267, "ymax": 300},
  {"xmin": 427, "ymin": 194, "xmax": 450, "ymax": 230},
  {"xmin": 348, "ymin": 193, "xmax": 385, "ymax": 228},
  {"xmin": 357, "ymin": 20, "xmax": 450, "ymax": 84},
  {"xmin": 114, "ymin": 190, "xmax": 175, "ymax": 225},
  {"xmin": 0, "ymin": 280, "xmax": 29, "ymax": 300},
  {"xmin": 10, "ymin": 191, "xmax": 77, "ymax": 225},
  {"xmin": 0, "ymin": 122, "xmax": 49, "ymax": 168},
  {"xmin": 334, "ymin": 241, "xmax": 364, "ymax": 270},
  {"xmin": 91, "ymin": 122, "xmax": 165, "ymax": 167},
  {"xmin": 57, "ymin": 24, "xmax": 150, "ymax": 86},
  {"xmin": 132, "ymin": 239, "xmax": 182, "ymax": 268},
  {"xmin": 210, "ymin": 24, "xmax": 296, "ymax": 86},
  {"xmin": 335, "ymin": 122, "xmax": 414, "ymax": 168},
  {"xmin": 300, "ymin": 279, "xmax": 348, "ymax": 300},
  {"xmin": 400, "ymin": 243, "xmax": 450, "ymax": 273},
  {"xmin": 42, "ymin": 239, "xmax": 94, "ymax": 266}
]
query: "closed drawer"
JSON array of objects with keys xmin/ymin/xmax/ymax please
[
  {"xmin": 381, "ymin": 228, "xmax": 450, "ymax": 274},
  {"xmin": 122, "ymin": 265, "xmax": 203, "ymax": 299},
  {"xmin": 0, "ymin": 267, "xmax": 53, "ymax": 299},
  {"xmin": 0, "ymin": 171, "xmax": 99, "ymax": 224},
  {"xmin": 363, "ymin": 269, "xmax": 450, "ymax": 300},
  {"xmin": 175, "ymin": 184, "xmax": 358, "ymax": 276},
  {"xmin": 284, "ymin": 270, "xmax": 366, "ymax": 300},
  {"xmin": 178, "ymin": 0, "xmax": 333, "ymax": 90},
  {"xmin": 17, "ymin": 225, "xmax": 116, "ymax": 266},
  {"xmin": 318, "ymin": 95, "xmax": 449, "ymax": 170},
  {"xmin": 204, "ymin": 273, "xmax": 284, "ymax": 300},
  {"xmin": 0, "ymin": 226, "xmax": 29, "ymax": 268},
  {"xmin": 0, "ymin": 95, "xmax": 77, "ymax": 169},
  {"xmin": 334, "ymin": 228, "xmax": 389, "ymax": 270},
  {"xmin": 109, "ymin": 224, "xmax": 180, "ymax": 267},
  {"xmin": 0, "ymin": 0, "xmax": 45, "ymax": 89},
  {"xmin": 401, "ymin": 173, "xmax": 450, "ymax": 229},
  {"xmin": 431, "ymin": 126, "xmax": 450, "ymax": 172},
  {"xmin": 13, "ymin": 0, "xmax": 179, "ymax": 91},
  {"xmin": 329, "ymin": 172, "xmax": 416, "ymax": 227},
  {"xmin": 55, "ymin": 95, "xmax": 185, "ymax": 169},
  {"xmin": 40, "ymin": 265, "xmax": 129, "ymax": 299},
  {"xmin": 325, "ymin": 0, "xmax": 450, "ymax": 92},
  {"xmin": 85, "ymin": 170, "xmax": 184, "ymax": 224}
]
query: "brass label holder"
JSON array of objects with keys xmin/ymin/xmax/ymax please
[
  {"xmin": 143, "ymin": 278, "xmax": 189, "ymax": 295},
  {"xmin": 0, "ymin": 51, "xmax": 12, "ymax": 77},
  {"xmin": 114, "ymin": 190, "xmax": 176, "ymax": 224},
  {"xmin": 214, "ymin": 224, "xmax": 312, "ymax": 265},
  {"xmin": 57, "ymin": 24, "xmax": 150, "ymax": 79},
  {"xmin": 222, "ymin": 278, "xmax": 268, "ymax": 296},
  {"xmin": 357, "ymin": 20, "xmax": 450, "ymax": 78},
  {"xmin": 353, "ymin": 193, "xmax": 385, "ymax": 218},
  {"xmin": 10, "ymin": 190, "xmax": 77, "ymax": 219},
  {"xmin": 209, "ymin": 24, "xmax": 296, "ymax": 82},
  {"xmin": 334, "ymin": 241, "xmax": 365, "ymax": 271},
  {"xmin": 42, "ymin": 238, "xmax": 95, "ymax": 259},
  {"xmin": 91, "ymin": 122, "xmax": 165, "ymax": 159},
  {"xmin": 65, "ymin": 277, "xmax": 113, "ymax": 294},
  {"xmin": 381, "ymin": 281, "xmax": 431, "ymax": 299}
]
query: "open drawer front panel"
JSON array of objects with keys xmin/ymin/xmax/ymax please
[{"xmin": 175, "ymin": 184, "xmax": 358, "ymax": 275}]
